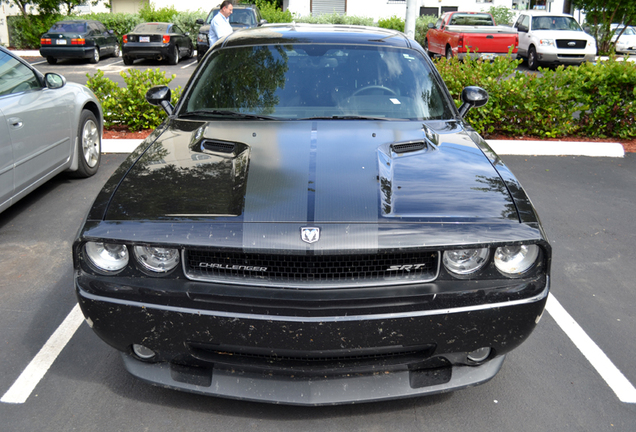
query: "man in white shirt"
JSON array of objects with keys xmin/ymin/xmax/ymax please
[{"xmin": 208, "ymin": 1, "xmax": 234, "ymax": 47}]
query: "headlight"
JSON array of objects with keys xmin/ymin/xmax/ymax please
[
  {"xmin": 539, "ymin": 39, "xmax": 555, "ymax": 47},
  {"xmin": 134, "ymin": 246, "xmax": 180, "ymax": 273},
  {"xmin": 494, "ymin": 244, "xmax": 539, "ymax": 276},
  {"xmin": 443, "ymin": 248, "xmax": 489, "ymax": 275},
  {"xmin": 85, "ymin": 242, "xmax": 129, "ymax": 273}
]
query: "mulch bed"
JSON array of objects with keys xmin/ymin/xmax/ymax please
[{"xmin": 103, "ymin": 127, "xmax": 636, "ymax": 153}]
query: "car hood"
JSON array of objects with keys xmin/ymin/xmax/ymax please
[{"xmin": 103, "ymin": 119, "xmax": 518, "ymax": 224}]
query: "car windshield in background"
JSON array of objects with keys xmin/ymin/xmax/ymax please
[
  {"xmin": 615, "ymin": 27, "xmax": 635, "ymax": 36},
  {"xmin": 181, "ymin": 44, "xmax": 453, "ymax": 121},
  {"xmin": 49, "ymin": 22, "xmax": 86, "ymax": 33},
  {"xmin": 211, "ymin": 9, "xmax": 257, "ymax": 26},
  {"xmin": 133, "ymin": 23, "xmax": 170, "ymax": 33},
  {"xmin": 532, "ymin": 16, "xmax": 582, "ymax": 31}
]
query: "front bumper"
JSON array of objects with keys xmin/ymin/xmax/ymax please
[
  {"xmin": 76, "ymin": 272, "xmax": 548, "ymax": 404},
  {"xmin": 39, "ymin": 46, "xmax": 93, "ymax": 59},
  {"xmin": 536, "ymin": 49, "xmax": 596, "ymax": 65}
]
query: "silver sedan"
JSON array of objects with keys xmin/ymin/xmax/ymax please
[{"xmin": 0, "ymin": 46, "xmax": 103, "ymax": 214}]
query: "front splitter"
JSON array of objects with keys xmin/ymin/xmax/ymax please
[{"xmin": 121, "ymin": 353, "xmax": 505, "ymax": 406}]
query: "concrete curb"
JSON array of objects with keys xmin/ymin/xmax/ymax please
[{"xmin": 102, "ymin": 139, "xmax": 625, "ymax": 157}]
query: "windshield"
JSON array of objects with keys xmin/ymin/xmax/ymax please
[
  {"xmin": 180, "ymin": 44, "xmax": 453, "ymax": 121},
  {"xmin": 615, "ymin": 27, "xmax": 635, "ymax": 36},
  {"xmin": 210, "ymin": 9, "xmax": 256, "ymax": 26},
  {"xmin": 532, "ymin": 16, "xmax": 582, "ymax": 31}
]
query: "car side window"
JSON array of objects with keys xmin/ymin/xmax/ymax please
[
  {"xmin": 173, "ymin": 25, "xmax": 184, "ymax": 35},
  {"xmin": 435, "ymin": 19, "xmax": 443, "ymax": 30},
  {"xmin": 0, "ymin": 52, "xmax": 41, "ymax": 97}
]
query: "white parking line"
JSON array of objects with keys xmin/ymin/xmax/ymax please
[
  {"xmin": 546, "ymin": 294, "xmax": 636, "ymax": 403},
  {"xmin": 181, "ymin": 60, "xmax": 197, "ymax": 69},
  {"xmin": 1, "ymin": 304, "xmax": 84, "ymax": 404}
]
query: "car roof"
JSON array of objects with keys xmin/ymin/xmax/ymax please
[{"xmin": 221, "ymin": 24, "xmax": 410, "ymax": 49}]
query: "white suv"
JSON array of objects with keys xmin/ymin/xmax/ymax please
[{"xmin": 513, "ymin": 12, "xmax": 597, "ymax": 70}]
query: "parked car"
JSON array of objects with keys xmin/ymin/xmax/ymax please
[
  {"xmin": 73, "ymin": 24, "xmax": 551, "ymax": 405},
  {"xmin": 425, "ymin": 11, "xmax": 518, "ymax": 60},
  {"xmin": 39, "ymin": 19, "xmax": 119, "ymax": 64},
  {"xmin": 513, "ymin": 11, "xmax": 596, "ymax": 70},
  {"xmin": 611, "ymin": 25, "xmax": 636, "ymax": 54},
  {"xmin": 195, "ymin": 4, "xmax": 267, "ymax": 62},
  {"xmin": 1, "ymin": 47, "xmax": 102, "ymax": 214},
  {"xmin": 122, "ymin": 22, "xmax": 193, "ymax": 65}
]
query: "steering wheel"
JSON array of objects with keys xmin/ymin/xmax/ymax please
[{"xmin": 351, "ymin": 85, "xmax": 397, "ymax": 97}]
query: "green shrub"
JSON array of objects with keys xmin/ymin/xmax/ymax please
[
  {"xmin": 7, "ymin": 14, "xmax": 64, "ymax": 49},
  {"xmin": 294, "ymin": 13, "xmax": 373, "ymax": 26},
  {"xmin": 138, "ymin": 3, "xmax": 178, "ymax": 23},
  {"xmin": 253, "ymin": 0, "xmax": 294, "ymax": 23},
  {"xmin": 435, "ymin": 56, "xmax": 636, "ymax": 139},
  {"xmin": 377, "ymin": 15, "xmax": 404, "ymax": 33},
  {"xmin": 485, "ymin": 6, "xmax": 515, "ymax": 26},
  {"xmin": 415, "ymin": 15, "xmax": 437, "ymax": 47},
  {"xmin": 174, "ymin": 10, "xmax": 208, "ymax": 45},
  {"xmin": 87, "ymin": 69, "xmax": 181, "ymax": 131},
  {"xmin": 574, "ymin": 60, "xmax": 636, "ymax": 138}
]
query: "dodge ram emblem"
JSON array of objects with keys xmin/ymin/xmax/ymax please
[{"xmin": 301, "ymin": 227, "xmax": 320, "ymax": 244}]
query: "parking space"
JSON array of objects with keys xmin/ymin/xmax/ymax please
[
  {"xmin": 24, "ymin": 55, "xmax": 198, "ymax": 88},
  {"xmin": 0, "ymin": 151, "xmax": 635, "ymax": 430}
]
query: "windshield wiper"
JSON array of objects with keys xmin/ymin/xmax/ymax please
[
  {"xmin": 299, "ymin": 115, "xmax": 393, "ymax": 121},
  {"xmin": 180, "ymin": 110, "xmax": 278, "ymax": 120}
]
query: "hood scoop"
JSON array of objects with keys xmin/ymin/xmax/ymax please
[
  {"xmin": 391, "ymin": 141, "xmax": 428, "ymax": 154},
  {"xmin": 194, "ymin": 138, "xmax": 247, "ymax": 157}
]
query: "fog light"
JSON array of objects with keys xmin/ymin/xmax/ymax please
[
  {"xmin": 132, "ymin": 344, "xmax": 156, "ymax": 360},
  {"xmin": 467, "ymin": 347, "xmax": 491, "ymax": 363}
]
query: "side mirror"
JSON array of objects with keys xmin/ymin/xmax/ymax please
[
  {"xmin": 146, "ymin": 85, "xmax": 173, "ymax": 115},
  {"xmin": 196, "ymin": 18, "xmax": 204, "ymax": 25},
  {"xmin": 428, "ymin": 23, "xmax": 435, "ymax": 29},
  {"xmin": 44, "ymin": 73, "xmax": 66, "ymax": 89},
  {"xmin": 458, "ymin": 86, "xmax": 488, "ymax": 118},
  {"xmin": 260, "ymin": 19, "xmax": 268, "ymax": 25}
]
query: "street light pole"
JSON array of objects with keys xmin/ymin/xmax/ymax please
[{"xmin": 404, "ymin": 0, "xmax": 418, "ymax": 39}]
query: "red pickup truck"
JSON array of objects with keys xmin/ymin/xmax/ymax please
[{"xmin": 425, "ymin": 11, "xmax": 518, "ymax": 60}]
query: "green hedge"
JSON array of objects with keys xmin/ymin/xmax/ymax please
[
  {"xmin": 436, "ymin": 55, "xmax": 636, "ymax": 139},
  {"xmin": 87, "ymin": 68, "xmax": 181, "ymax": 131}
]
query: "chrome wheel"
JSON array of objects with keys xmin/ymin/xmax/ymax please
[{"xmin": 82, "ymin": 118, "xmax": 100, "ymax": 168}]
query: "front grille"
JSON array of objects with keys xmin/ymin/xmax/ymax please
[
  {"xmin": 184, "ymin": 249, "xmax": 440, "ymax": 288},
  {"xmin": 187, "ymin": 343, "xmax": 441, "ymax": 376},
  {"xmin": 556, "ymin": 39, "xmax": 587, "ymax": 49}
]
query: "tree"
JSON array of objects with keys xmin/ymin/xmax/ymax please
[{"xmin": 573, "ymin": 0, "xmax": 636, "ymax": 54}]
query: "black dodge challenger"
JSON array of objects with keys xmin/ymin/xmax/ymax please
[{"xmin": 73, "ymin": 24, "xmax": 551, "ymax": 405}]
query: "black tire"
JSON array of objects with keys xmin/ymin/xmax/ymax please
[
  {"xmin": 528, "ymin": 46, "xmax": 539, "ymax": 70},
  {"xmin": 197, "ymin": 50, "xmax": 203, "ymax": 63},
  {"xmin": 424, "ymin": 39, "xmax": 434, "ymax": 58},
  {"xmin": 89, "ymin": 47, "xmax": 100, "ymax": 64},
  {"xmin": 169, "ymin": 46, "xmax": 179, "ymax": 65},
  {"xmin": 123, "ymin": 55, "xmax": 133, "ymax": 66},
  {"xmin": 46, "ymin": 56, "xmax": 57, "ymax": 65},
  {"xmin": 70, "ymin": 110, "xmax": 101, "ymax": 178}
]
